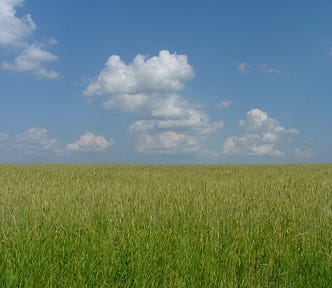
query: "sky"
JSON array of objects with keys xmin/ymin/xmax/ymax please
[{"xmin": 0, "ymin": 0, "xmax": 331, "ymax": 164}]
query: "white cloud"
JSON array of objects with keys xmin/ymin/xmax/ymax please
[
  {"xmin": 236, "ymin": 62, "xmax": 281, "ymax": 76},
  {"xmin": 258, "ymin": 64, "xmax": 280, "ymax": 75},
  {"xmin": 2, "ymin": 43, "xmax": 59, "ymax": 78},
  {"xmin": 0, "ymin": 129, "xmax": 115, "ymax": 161},
  {"xmin": 15, "ymin": 128, "xmax": 61, "ymax": 155},
  {"xmin": 0, "ymin": 0, "xmax": 59, "ymax": 78},
  {"xmin": 67, "ymin": 132, "xmax": 113, "ymax": 152},
  {"xmin": 294, "ymin": 148, "xmax": 314, "ymax": 158},
  {"xmin": 327, "ymin": 46, "xmax": 332, "ymax": 56},
  {"xmin": 239, "ymin": 108, "xmax": 268, "ymax": 130},
  {"xmin": 85, "ymin": 50, "xmax": 224, "ymax": 154},
  {"xmin": 287, "ymin": 128, "xmax": 300, "ymax": 135},
  {"xmin": 84, "ymin": 50, "xmax": 194, "ymax": 97},
  {"xmin": 0, "ymin": 128, "xmax": 61, "ymax": 156},
  {"xmin": 223, "ymin": 109, "xmax": 299, "ymax": 156},
  {"xmin": 133, "ymin": 131, "xmax": 200, "ymax": 154},
  {"xmin": 0, "ymin": 132, "xmax": 10, "ymax": 141},
  {"xmin": 0, "ymin": 0, "xmax": 36, "ymax": 47},
  {"xmin": 218, "ymin": 100, "xmax": 233, "ymax": 109},
  {"xmin": 130, "ymin": 116, "xmax": 223, "ymax": 154},
  {"xmin": 102, "ymin": 93, "xmax": 149, "ymax": 112},
  {"xmin": 131, "ymin": 113, "xmax": 224, "ymax": 135},
  {"xmin": 84, "ymin": 51, "xmax": 194, "ymax": 117},
  {"xmin": 236, "ymin": 62, "xmax": 249, "ymax": 75}
]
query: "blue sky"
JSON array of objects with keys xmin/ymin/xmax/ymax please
[{"xmin": 0, "ymin": 0, "xmax": 331, "ymax": 163}]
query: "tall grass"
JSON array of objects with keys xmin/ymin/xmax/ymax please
[{"xmin": 0, "ymin": 164, "xmax": 331, "ymax": 287}]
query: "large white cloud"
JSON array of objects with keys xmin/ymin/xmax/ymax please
[
  {"xmin": 223, "ymin": 109, "xmax": 299, "ymax": 156},
  {"xmin": 67, "ymin": 132, "xmax": 113, "ymax": 152},
  {"xmin": 84, "ymin": 50, "xmax": 224, "ymax": 154},
  {"xmin": 84, "ymin": 50, "xmax": 194, "ymax": 97},
  {"xmin": 0, "ymin": 0, "xmax": 59, "ymax": 78}
]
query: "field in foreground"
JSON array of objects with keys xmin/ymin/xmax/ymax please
[{"xmin": 0, "ymin": 164, "xmax": 331, "ymax": 287}]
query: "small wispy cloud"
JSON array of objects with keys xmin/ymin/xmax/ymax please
[
  {"xmin": 236, "ymin": 62, "xmax": 250, "ymax": 75},
  {"xmin": 235, "ymin": 61, "xmax": 281, "ymax": 76},
  {"xmin": 294, "ymin": 148, "xmax": 314, "ymax": 158},
  {"xmin": 0, "ymin": 133, "xmax": 10, "ymax": 142},
  {"xmin": 327, "ymin": 46, "xmax": 332, "ymax": 56},
  {"xmin": 218, "ymin": 100, "xmax": 233, "ymax": 109},
  {"xmin": 258, "ymin": 64, "xmax": 281, "ymax": 75}
]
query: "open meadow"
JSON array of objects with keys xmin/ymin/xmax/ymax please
[{"xmin": 0, "ymin": 164, "xmax": 331, "ymax": 287}]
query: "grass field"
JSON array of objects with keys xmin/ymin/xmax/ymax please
[{"xmin": 0, "ymin": 164, "xmax": 331, "ymax": 287}]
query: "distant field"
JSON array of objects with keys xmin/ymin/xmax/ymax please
[{"xmin": 0, "ymin": 164, "xmax": 331, "ymax": 287}]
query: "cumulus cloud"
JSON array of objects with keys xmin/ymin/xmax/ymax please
[
  {"xmin": 223, "ymin": 109, "xmax": 299, "ymax": 156},
  {"xmin": 1, "ymin": 43, "xmax": 59, "ymax": 78},
  {"xmin": 0, "ymin": 128, "xmax": 59, "ymax": 155},
  {"xmin": 130, "ymin": 117, "xmax": 223, "ymax": 154},
  {"xmin": 85, "ymin": 50, "xmax": 224, "ymax": 154},
  {"xmin": 0, "ymin": 0, "xmax": 36, "ymax": 47},
  {"xmin": 0, "ymin": 129, "xmax": 114, "ymax": 161},
  {"xmin": 84, "ymin": 50, "xmax": 194, "ymax": 98},
  {"xmin": 15, "ymin": 128, "xmax": 61, "ymax": 155},
  {"xmin": 67, "ymin": 132, "xmax": 113, "ymax": 152},
  {"xmin": 0, "ymin": 0, "xmax": 59, "ymax": 78}
]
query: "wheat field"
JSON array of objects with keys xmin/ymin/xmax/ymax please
[{"xmin": 0, "ymin": 164, "xmax": 331, "ymax": 287}]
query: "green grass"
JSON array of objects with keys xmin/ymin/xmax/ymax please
[{"xmin": 0, "ymin": 164, "xmax": 331, "ymax": 287}]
